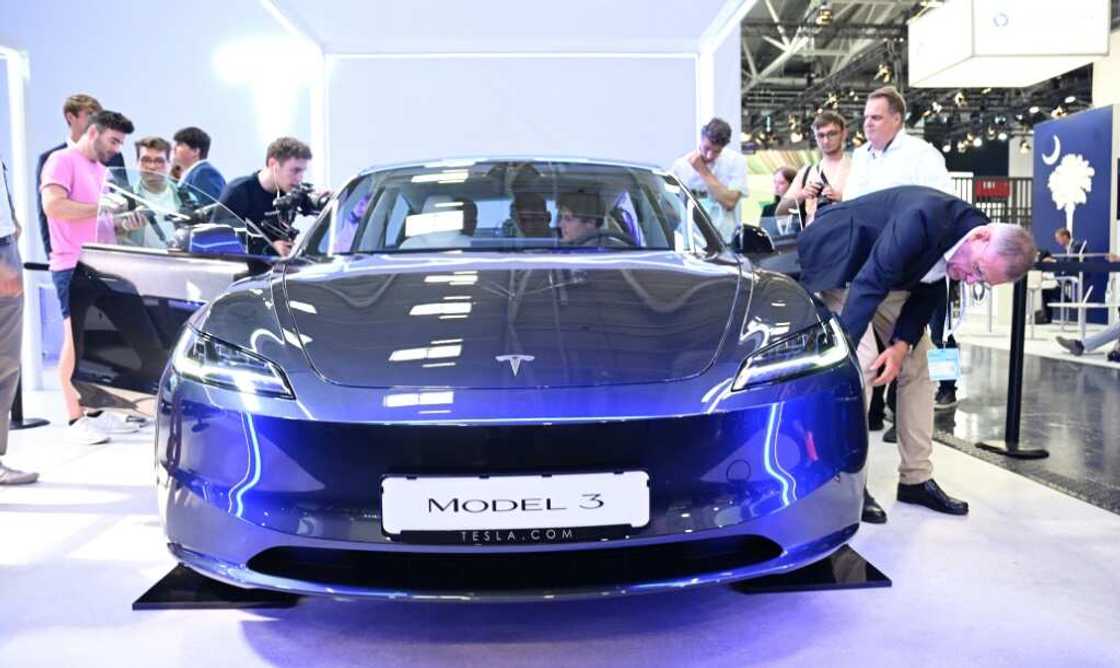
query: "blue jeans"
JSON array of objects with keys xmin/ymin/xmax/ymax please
[{"xmin": 51, "ymin": 268, "xmax": 75, "ymax": 319}]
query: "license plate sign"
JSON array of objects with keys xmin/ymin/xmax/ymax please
[{"xmin": 381, "ymin": 471, "xmax": 650, "ymax": 535}]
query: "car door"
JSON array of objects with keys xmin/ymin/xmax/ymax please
[{"xmin": 68, "ymin": 168, "xmax": 271, "ymax": 412}]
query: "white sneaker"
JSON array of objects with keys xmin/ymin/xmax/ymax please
[
  {"xmin": 66, "ymin": 417, "xmax": 110, "ymax": 445},
  {"xmin": 84, "ymin": 411, "xmax": 141, "ymax": 435}
]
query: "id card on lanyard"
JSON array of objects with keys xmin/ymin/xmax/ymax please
[{"xmin": 927, "ymin": 277, "xmax": 963, "ymax": 381}]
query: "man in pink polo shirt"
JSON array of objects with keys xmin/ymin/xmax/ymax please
[{"xmin": 40, "ymin": 109, "xmax": 142, "ymax": 445}]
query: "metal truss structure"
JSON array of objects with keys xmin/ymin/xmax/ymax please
[{"xmin": 740, "ymin": 0, "xmax": 1116, "ymax": 151}]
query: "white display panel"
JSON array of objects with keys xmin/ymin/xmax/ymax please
[
  {"xmin": 908, "ymin": 0, "xmax": 1110, "ymax": 88},
  {"xmin": 382, "ymin": 471, "xmax": 651, "ymax": 534},
  {"xmin": 326, "ymin": 56, "xmax": 697, "ymax": 182}
]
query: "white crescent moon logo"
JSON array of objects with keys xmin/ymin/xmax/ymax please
[{"xmin": 1042, "ymin": 136, "xmax": 1061, "ymax": 165}]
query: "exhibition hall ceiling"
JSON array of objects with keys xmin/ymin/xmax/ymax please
[{"xmin": 275, "ymin": 0, "xmax": 739, "ymax": 53}]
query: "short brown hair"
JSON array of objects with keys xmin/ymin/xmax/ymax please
[
  {"xmin": 867, "ymin": 86, "xmax": 906, "ymax": 118},
  {"xmin": 90, "ymin": 110, "xmax": 134, "ymax": 135},
  {"xmin": 812, "ymin": 110, "xmax": 847, "ymax": 131},
  {"xmin": 701, "ymin": 117, "xmax": 732, "ymax": 147},
  {"xmin": 776, "ymin": 166, "xmax": 797, "ymax": 183},
  {"xmin": 556, "ymin": 190, "xmax": 603, "ymax": 223},
  {"xmin": 135, "ymin": 136, "xmax": 171, "ymax": 159},
  {"xmin": 63, "ymin": 93, "xmax": 101, "ymax": 119},
  {"xmin": 266, "ymin": 137, "xmax": 312, "ymax": 164}
]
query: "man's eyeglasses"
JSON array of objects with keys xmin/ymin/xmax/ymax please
[
  {"xmin": 139, "ymin": 156, "xmax": 168, "ymax": 166},
  {"xmin": 814, "ymin": 130, "xmax": 841, "ymax": 140}
]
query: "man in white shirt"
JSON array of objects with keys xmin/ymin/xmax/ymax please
[
  {"xmin": 845, "ymin": 86, "xmax": 953, "ymax": 200},
  {"xmin": 0, "ymin": 152, "xmax": 39, "ymax": 484},
  {"xmin": 670, "ymin": 118, "xmax": 748, "ymax": 243}
]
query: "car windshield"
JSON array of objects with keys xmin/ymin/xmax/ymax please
[
  {"xmin": 94, "ymin": 167, "xmax": 247, "ymax": 251},
  {"xmin": 302, "ymin": 160, "xmax": 722, "ymax": 256}
]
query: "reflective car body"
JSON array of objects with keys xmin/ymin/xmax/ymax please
[{"xmin": 76, "ymin": 158, "xmax": 867, "ymax": 601}]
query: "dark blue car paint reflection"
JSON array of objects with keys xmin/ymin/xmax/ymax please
[{"xmin": 154, "ymin": 159, "xmax": 868, "ymax": 601}]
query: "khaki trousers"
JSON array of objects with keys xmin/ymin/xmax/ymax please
[
  {"xmin": 821, "ymin": 289, "xmax": 935, "ymax": 485},
  {"xmin": 0, "ymin": 240, "xmax": 23, "ymax": 458}
]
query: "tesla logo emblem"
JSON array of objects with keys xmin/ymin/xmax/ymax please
[{"xmin": 496, "ymin": 354, "xmax": 534, "ymax": 376}]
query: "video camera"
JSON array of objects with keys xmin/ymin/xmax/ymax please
[{"xmin": 272, "ymin": 182, "xmax": 330, "ymax": 228}]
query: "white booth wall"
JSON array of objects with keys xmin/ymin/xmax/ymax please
[{"xmin": 1, "ymin": 0, "xmax": 746, "ymax": 389}]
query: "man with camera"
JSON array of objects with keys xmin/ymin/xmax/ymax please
[
  {"xmin": 776, "ymin": 110, "xmax": 850, "ymax": 224},
  {"xmin": 219, "ymin": 137, "xmax": 325, "ymax": 256}
]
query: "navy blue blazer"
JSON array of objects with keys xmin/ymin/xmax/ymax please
[
  {"xmin": 182, "ymin": 160, "xmax": 226, "ymax": 201},
  {"xmin": 36, "ymin": 143, "xmax": 126, "ymax": 256},
  {"xmin": 798, "ymin": 186, "xmax": 988, "ymax": 346}
]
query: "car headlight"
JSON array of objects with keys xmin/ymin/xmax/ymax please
[
  {"xmin": 172, "ymin": 328, "xmax": 294, "ymax": 398},
  {"xmin": 732, "ymin": 318, "xmax": 850, "ymax": 390}
]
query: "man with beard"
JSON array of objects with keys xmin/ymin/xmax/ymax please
[
  {"xmin": 36, "ymin": 94, "xmax": 127, "ymax": 257},
  {"xmin": 40, "ymin": 110, "xmax": 142, "ymax": 445}
]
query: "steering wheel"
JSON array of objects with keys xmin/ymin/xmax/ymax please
[{"xmin": 565, "ymin": 230, "xmax": 638, "ymax": 247}]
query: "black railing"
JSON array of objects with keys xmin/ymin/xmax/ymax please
[{"xmin": 950, "ymin": 176, "xmax": 1033, "ymax": 229}]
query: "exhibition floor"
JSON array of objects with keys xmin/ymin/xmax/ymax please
[
  {"xmin": 932, "ymin": 343, "xmax": 1120, "ymax": 514},
  {"xmin": 1, "ymin": 389, "xmax": 1118, "ymax": 667}
]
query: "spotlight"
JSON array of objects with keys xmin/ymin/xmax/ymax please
[
  {"xmin": 1029, "ymin": 105, "xmax": 1040, "ymax": 114},
  {"xmin": 956, "ymin": 140, "xmax": 967, "ymax": 153},
  {"xmin": 986, "ymin": 126, "xmax": 996, "ymax": 139},
  {"xmin": 997, "ymin": 131, "xmax": 1008, "ymax": 141},
  {"xmin": 741, "ymin": 132, "xmax": 752, "ymax": 143},
  {"xmin": 1019, "ymin": 140, "xmax": 1031, "ymax": 154},
  {"xmin": 790, "ymin": 130, "xmax": 804, "ymax": 143},
  {"xmin": 1065, "ymin": 95, "xmax": 1076, "ymax": 104},
  {"xmin": 816, "ymin": 1, "xmax": 833, "ymax": 25},
  {"xmin": 942, "ymin": 142, "xmax": 952, "ymax": 153},
  {"xmin": 972, "ymin": 136, "xmax": 983, "ymax": 147},
  {"xmin": 1051, "ymin": 106, "xmax": 1066, "ymax": 118},
  {"xmin": 931, "ymin": 101, "xmax": 943, "ymax": 113},
  {"xmin": 953, "ymin": 91, "xmax": 966, "ymax": 106}
]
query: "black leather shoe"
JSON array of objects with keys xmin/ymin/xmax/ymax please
[
  {"xmin": 868, "ymin": 416, "xmax": 885, "ymax": 431},
  {"xmin": 1108, "ymin": 348, "xmax": 1120, "ymax": 363},
  {"xmin": 882, "ymin": 425, "xmax": 897, "ymax": 443},
  {"xmin": 862, "ymin": 489, "xmax": 887, "ymax": 524},
  {"xmin": 934, "ymin": 388, "xmax": 958, "ymax": 411},
  {"xmin": 897, "ymin": 479, "xmax": 969, "ymax": 515}
]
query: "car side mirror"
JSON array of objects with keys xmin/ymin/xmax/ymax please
[{"xmin": 734, "ymin": 225, "xmax": 775, "ymax": 255}]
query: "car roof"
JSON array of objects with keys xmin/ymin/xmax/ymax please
[{"xmin": 355, "ymin": 156, "xmax": 667, "ymax": 179}]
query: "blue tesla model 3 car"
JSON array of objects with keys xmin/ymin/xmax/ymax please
[{"xmin": 74, "ymin": 158, "xmax": 867, "ymax": 600}]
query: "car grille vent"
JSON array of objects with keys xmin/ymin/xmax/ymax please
[{"xmin": 246, "ymin": 535, "xmax": 783, "ymax": 593}]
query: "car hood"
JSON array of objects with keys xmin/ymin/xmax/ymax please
[{"xmin": 281, "ymin": 253, "xmax": 743, "ymax": 389}]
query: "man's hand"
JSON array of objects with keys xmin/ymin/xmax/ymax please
[
  {"xmin": 687, "ymin": 151, "xmax": 712, "ymax": 177},
  {"xmin": 0, "ymin": 263, "xmax": 22, "ymax": 298},
  {"xmin": 271, "ymin": 239, "xmax": 293, "ymax": 256},
  {"xmin": 802, "ymin": 180, "xmax": 824, "ymax": 199},
  {"xmin": 868, "ymin": 340, "xmax": 909, "ymax": 386},
  {"xmin": 821, "ymin": 184, "xmax": 841, "ymax": 201}
]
